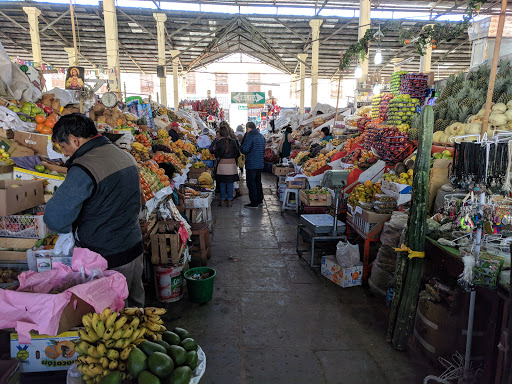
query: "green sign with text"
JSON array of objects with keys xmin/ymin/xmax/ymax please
[{"xmin": 231, "ymin": 92, "xmax": 265, "ymax": 104}]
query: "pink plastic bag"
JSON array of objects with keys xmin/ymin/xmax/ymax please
[{"xmin": 0, "ymin": 248, "xmax": 128, "ymax": 343}]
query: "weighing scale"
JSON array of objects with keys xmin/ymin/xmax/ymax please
[{"xmin": 296, "ymin": 170, "xmax": 350, "ymax": 268}]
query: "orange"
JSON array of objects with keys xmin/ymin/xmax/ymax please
[
  {"xmin": 45, "ymin": 120, "xmax": 55, "ymax": 128},
  {"xmin": 36, "ymin": 123, "xmax": 45, "ymax": 133},
  {"xmin": 35, "ymin": 115, "xmax": 46, "ymax": 124},
  {"xmin": 41, "ymin": 126, "xmax": 53, "ymax": 135}
]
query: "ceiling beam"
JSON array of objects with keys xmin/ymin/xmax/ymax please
[
  {"xmin": 275, "ymin": 19, "xmax": 307, "ymax": 43},
  {"xmin": 168, "ymin": 14, "xmax": 204, "ymax": 38},
  {"xmin": 40, "ymin": 9, "xmax": 70, "ymax": 33}
]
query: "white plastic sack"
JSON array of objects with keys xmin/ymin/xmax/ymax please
[
  {"xmin": 0, "ymin": 106, "xmax": 36, "ymax": 132},
  {"xmin": 54, "ymin": 233, "xmax": 74, "ymax": 256},
  {"xmin": 336, "ymin": 241, "xmax": 360, "ymax": 267},
  {"xmin": 0, "ymin": 43, "xmax": 42, "ymax": 103}
]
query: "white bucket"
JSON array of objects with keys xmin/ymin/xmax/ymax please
[{"xmin": 154, "ymin": 263, "xmax": 185, "ymax": 302}]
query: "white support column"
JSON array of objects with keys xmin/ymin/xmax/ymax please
[
  {"xmin": 182, "ymin": 74, "xmax": 187, "ymax": 98},
  {"xmin": 103, "ymin": 0, "xmax": 121, "ymax": 93},
  {"xmin": 291, "ymin": 74, "xmax": 297, "ymax": 105},
  {"xmin": 419, "ymin": 25, "xmax": 433, "ymax": 74},
  {"xmin": 64, "ymin": 47, "xmax": 76, "ymax": 66},
  {"xmin": 153, "ymin": 13, "xmax": 168, "ymax": 107},
  {"xmin": 298, "ymin": 53, "xmax": 308, "ymax": 114},
  {"xmin": 23, "ymin": 7, "xmax": 42, "ymax": 68},
  {"xmin": 358, "ymin": 0, "xmax": 371, "ymax": 83},
  {"xmin": 170, "ymin": 50, "xmax": 180, "ymax": 110},
  {"xmin": 309, "ymin": 19, "xmax": 323, "ymax": 109}
]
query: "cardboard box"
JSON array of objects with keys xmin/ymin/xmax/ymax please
[
  {"xmin": 13, "ymin": 131, "xmax": 51, "ymax": 157},
  {"xmin": 286, "ymin": 176, "xmax": 307, "ymax": 189},
  {"xmin": 347, "ymin": 207, "xmax": 391, "ymax": 238},
  {"xmin": 321, "ymin": 256, "xmax": 362, "ymax": 288},
  {"xmin": 0, "ymin": 180, "xmax": 45, "ymax": 216},
  {"xmin": 41, "ymin": 161, "xmax": 67, "ymax": 175},
  {"xmin": 13, "ymin": 167, "xmax": 65, "ymax": 195},
  {"xmin": 7, "ymin": 142, "xmax": 35, "ymax": 158},
  {"xmin": 272, "ymin": 164, "xmax": 294, "ymax": 176},
  {"xmin": 381, "ymin": 180, "xmax": 412, "ymax": 194},
  {"xmin": 0, "ymin": 237, "xmax": 37, "ymax": 262},
  {"xmin": 27, "ymin": 250, "xmax": 73, "ymax": 272},
  {"xmin": 10, "ymin": 330, "xmax": 79, "ymax": 372},
  {"xmin": 0, "ymin": 127, "xmax": 14, "ymax": 139}
]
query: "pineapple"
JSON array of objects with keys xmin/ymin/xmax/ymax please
[
  {"xmin": 492, "ymin": 77, "xmax": 508, "ymax": 103},
  {"xmin": 497, "ymin": 58, "xmax": 511, "ymax": 78},
  {"xmin": 409, "ymin": 128, "xmax": 419, "ymax": 140},
  {"xmin": 434, "ymin": 119, "xmax": 450, "ymax": 132},
  {"xmin": 458, "ymin": 106, "xmax": 471, "ymax": 123}
]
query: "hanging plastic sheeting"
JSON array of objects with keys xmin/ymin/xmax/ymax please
[
  {"xmin": 0, "ymin": 106, "xmax": 36, "ymax": 132},
  {"xmin": 0, "ymin": 42, "xmax": 43, "ymax": 103}
]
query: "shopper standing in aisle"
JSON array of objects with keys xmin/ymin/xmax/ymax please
[
  {"xmin": 279, "ymin": 126, "xmax": 294, "ymax": 159},
  {"xmin": 214, "ymin": 125, "xmax": 240, "ymax": 207},
  {"xmin": 44, "ymin": 113, "xmax": 145, "ymax": 307},
  {"xmin": 235, "ymin": 125, "xmax": 245, "ymax": 144},
  {"xmin": 241, "ymin": 121, "xmax": 265, "ymax": 208}
]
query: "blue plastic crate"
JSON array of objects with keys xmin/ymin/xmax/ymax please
[{"xmin": 204, "ymin": 160, "xmax": 214, "ymax": 168}]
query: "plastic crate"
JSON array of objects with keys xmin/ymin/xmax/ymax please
[
  {"xmin": 351, "ymin": 214, "xmax": 377, "ymax": 235},
  {"xmin": 0, "ymin": 214, "xmax": 48, "ymax": 239},
  {"xmin": 204, "ymin": 160, "xmax": 214, "ymax": 168}
]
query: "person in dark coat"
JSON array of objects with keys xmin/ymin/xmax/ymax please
[
  {"xmin": 214, "ymin": 125, "xmax": 240, "ymax": 207},
  {"xmin": 240, "ymin": 121, "xmax": 266, "ymax": 208},
  {"xmin": 44, "ymin": 113, "xmax": 144, "ymax": 306},
  {"xmin": 167, "ymin": 122, "xmax": 180, "ymax": 142}
]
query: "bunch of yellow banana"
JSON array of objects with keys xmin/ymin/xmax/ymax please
[
  {"xmin": 131, "ymin": 142, "xmax": 149, "ymax": 153},
  {"xmin": 120, "ymin": 307, "xmax": 167, "ymax": 342},
  {"xmin": 76, "ymin": 308, "xmax": 147, "ymax": 382}
]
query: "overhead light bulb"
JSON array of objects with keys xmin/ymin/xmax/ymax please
[
  {"xmin": 375, "ymin": 48, "xmax": 382, "ymax": 65},
  {"xmin": 355, "ymin": 65, "xmax": 362, "ymax": 79},
  {"xmin": 373, "ymin": 83, "xmax": 381, "ymax": 95}
]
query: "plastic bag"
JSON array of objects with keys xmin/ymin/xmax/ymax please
[
  {"xmin": 336, "ymin": 241, "xmax": 360, "ymax": 267},
  {"xmin": 54, "ymin": 232, "xmax": 75, "ymax": 256}
]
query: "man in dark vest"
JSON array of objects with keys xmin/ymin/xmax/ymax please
[{"xmin": 44, "ymin": 113, "xmax": 144, "ymax": 306}]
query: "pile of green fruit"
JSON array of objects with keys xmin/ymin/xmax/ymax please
[
  {"xmin": 125, "ymin": 327, "xmax": 200, "ymax": 384},
  {"xmin": 305, "ymin": 187, "xmax": 329, "ymax": 195},
  {"xmin": 387, "ymin": 94, "xmax": 420, "ymax": 127},
  {"xmin": 8, "ymin": 102, "xmax": 48, "ymax": 122}
]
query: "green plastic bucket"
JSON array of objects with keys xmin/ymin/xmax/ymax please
[{"xmin": 184, "ymin": 267, "xmax": 216, "ymax": 303}]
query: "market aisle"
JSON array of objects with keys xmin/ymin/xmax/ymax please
[{"xmin": 158, "ymin": 174, "xmax": 431, "ymax": 384}]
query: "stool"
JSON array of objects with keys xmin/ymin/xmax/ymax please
[
  {"xmin": 190, "ymin": 223, "xmax": 211, "ymax": 265},
  {"xmin": 281, "ymin": 188, "xmax": 299, "ymax": 213}
]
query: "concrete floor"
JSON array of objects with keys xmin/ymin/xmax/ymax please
[{"xmin": 159, "ymin": 173, "xmax": 433, "ymax": 384}]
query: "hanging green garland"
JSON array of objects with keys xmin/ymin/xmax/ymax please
[{"xmin": 338, "ymin": 0, "xmax": 487, "ymax": 73}]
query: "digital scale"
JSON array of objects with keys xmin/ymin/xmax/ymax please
[{"xmin": 296, "ymin": 170, "xmax": 350, "ymax": 268}]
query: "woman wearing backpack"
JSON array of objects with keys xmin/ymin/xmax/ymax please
[{"xmin": 214, "ymin": 125, "xmax": 240, "ymax": 207}]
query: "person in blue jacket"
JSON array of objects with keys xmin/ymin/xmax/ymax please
[
  {"xmin": 44, "ymin": 113, "xmax": 144, "ymax": 307},
  {"xmin": 240, "ymin": 121, "xmax": 266, "ymax": 208}
]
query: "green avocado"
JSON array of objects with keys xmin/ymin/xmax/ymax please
[
  {"xmin": 154, "ymin": 340, "xmax": 173, "ymax": 354},
  {"xmin": 162, "ymin": 331, "xmax": 181, "ymax": 345},
  {"xmin": 148, "ymin": 351, "xmax": 174, "ymax": 379},
  {"xmin": 179, "ymin": 338, "xmax": 197, "ymax": 352},
  {"xmin": 168, "ymin": 366, "xmax": 192, "ymax": 384},
  {"xmin": 139, "ymin": 340, "xmax": 168, "ymax": 356},
  {"xmin": 100, "ymin": 371, "xmax": 122, "ymax": 384},
  {"xmin": 186, "ymin": 350, "xmax": 198, "ymax": 371},
  {"xmin": 138, "ymin": 370, "xmax": 161, "ymax": 384},
  {"xmin": 128, "ymin": 347, "xmax": 148, "ymax": 379},
  {"xmin": 168, "ymin": 345, "xmax": 187, "ymax": 366},
  {"xmin": 172, "ymin": 327, "xmax": 190, "ymax": 340}
]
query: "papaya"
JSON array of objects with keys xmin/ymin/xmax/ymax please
[
  {"xmin": 154, "ymin": 340, "xmax": 173, "ymax": 354},
  {"xmin": 172, "ymin": 327, "xmax": 190, "ymax": 340},
  {"xmin": 168, "ymin": 366, "xmax": 192, "ymax": 384},
  {"xmin": 168, "ymin": 345, "xmax": 187, "ymax": 366},
  {"xmin": 100, "ymin": 371, "xmax": 122, "ymax": 384},
  {"xmin": 138, "ymin": 370, "xmax": 161, "ymax": 384},
  {"xmin": 186, "ymin": 350, "xmax": 198, "ymax": 371},
  {"xmin": 179, "ymin": 338, "xmax": 197, "ymax": 352},
  {"xmin": 162, "ymin": 331, "xmax": 181, "ymax": 346},
  {"xmin": 139, "ymin": 340, "xmax": 167, "ymax": 356},
  {"xmin": 148, "ymin": 351, "xmax": 174, "ymax": 379},
  {"xmin": 128, "ymin": 347, "xmax": 148, "ymax": 379}
]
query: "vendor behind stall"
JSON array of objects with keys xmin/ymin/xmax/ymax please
[
  {"xmin": 167, "ymin": 122, "xmax": 180, "ymax": 142},
  {"xmin": 321, "ymin": 127, "xmax": 333, "ymax": 142},
  {"xmin": 43, "ymin": 113, "xmax": 144, "ymax": 307},
  {"xmin": 278, "ymin": 126, "xmax": 294, "ymax": 159}
]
